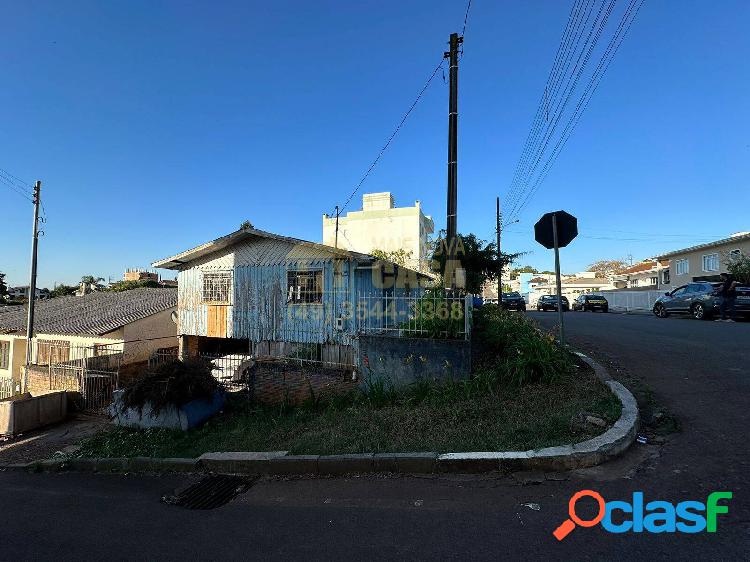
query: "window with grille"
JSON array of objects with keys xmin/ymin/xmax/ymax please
[
  {"xmin": 202, "ymin": 271, "xmax": 232, "ymax": 304},
  {"xmin": 287, "ymin": 269, "xmax": 323, "ymax": 304},
  {"xmin": 0, "ymin": 342, "xmax": 9, "ymax": 370},
  {"xmin": 36, "ymin": 340, "xmax": 71, "ymax": 365}
]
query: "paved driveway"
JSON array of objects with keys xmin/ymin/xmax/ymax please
[{"xmin": 0, "ymin": 312, "xmax": 748, "ymax": 560}]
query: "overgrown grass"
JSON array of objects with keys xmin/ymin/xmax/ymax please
[{"xmin": 76, "ymin": 307, "xmax": 621, "ymax": 458}]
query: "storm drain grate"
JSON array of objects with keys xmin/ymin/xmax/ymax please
[{"xmin": 162, "ymin": 475, "xmax": 254, "ymax": 510}]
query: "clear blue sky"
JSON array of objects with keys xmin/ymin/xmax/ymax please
[{"xmin": 2, "ymin": 0, "xmax": 749, "ymax": 288}]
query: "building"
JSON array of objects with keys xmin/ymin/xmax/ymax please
[
  {"xmin": 528, "ymin": 271, "xmax": 615, "ymax": 307},
  {"xmin": 123, "ymin": 269, "xmax": 159, "ymax": 283},
  {"xmin": 611, "ymin": 260, "xmax": 665, "ymax": 289},
  {"xmin": 656, "ymin": 232, "xmax": 750, "ymax": 289},
  {"xmin": 0, "ymin": 288, "xmax": 177, "ymax": 395},
  {"xmin": 152, "ymin": 226, "xmax": 428, "ymax": 364},
  {"xmin": 6, "ymin": 286, "xmax": 45, "ymax": 301},
  {"xmin": 322, "ymin": 192, "xmax": 434, "ymax": 271}
]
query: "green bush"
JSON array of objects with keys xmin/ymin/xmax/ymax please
[
  {"xmin": 400, "ymin": 289, "xmax": 466, "ymax": 339},
  {"xmin": 474, "ymin": 304, "xmax": 574, "ymax": 385}
]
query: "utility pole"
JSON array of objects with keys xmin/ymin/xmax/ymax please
[
  {"xmin": 24, "ymin": 180, "xmax": 41, "ymax": 392},
  {"xmin": 496, "ymin": 197, "xmax": 502, "ymax": 301},
  {"xmin": 334, "ymin": 205, "xmax": 339, "ymax": 249},
  {"xmin": 444, "ymin": 31, "xmax": 462, "ymax": 285}
]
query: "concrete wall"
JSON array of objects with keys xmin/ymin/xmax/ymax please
[
  {"xmin": 356, "ymin": 335, "xmax": 471, "ymax": 387},
  {"xmin": 121, "ymin": 307, "xmax": 177, "ymax": 363},
  {"xmin": 322, "ymin": 193, "xmax": 434, "ymax": 271},
  {"xmin": 0, "ymin": 390, "xmax": 67, "ymax": 436}
]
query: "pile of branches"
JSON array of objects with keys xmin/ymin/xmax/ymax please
[{"xmin": 121, "ymin": 359, "xmax": 219, "ymax": 415}]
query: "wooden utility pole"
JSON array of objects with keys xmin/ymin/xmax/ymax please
[
  {"xmin": 496, "ymin": 197, "xmax": 502, "ymax": 302},
  {"xmin": 24, "ymin": 180, "xmax": 41, "ymax": 392},
  {"xmin": 334, "ymin": 205, "xmax": 339, "ymax": 249},
  {"xmin": 445, "ymin": 32, "xmax": 462, "ymax": 275}
]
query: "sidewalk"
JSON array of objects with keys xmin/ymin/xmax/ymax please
[{"xmin": 0, "ymin": 414, "xmax": 108, "ymax": 466}]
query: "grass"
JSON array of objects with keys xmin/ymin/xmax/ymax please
[{"xmin": 75, "ymin": 307, "xmax": 621, "ymax": 459}]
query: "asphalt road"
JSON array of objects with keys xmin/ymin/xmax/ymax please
[{"xmin": 1, "ymin": 312, "xmax": 748, "ymax": 561}]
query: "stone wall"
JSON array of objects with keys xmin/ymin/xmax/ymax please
[{"xmin": 356, "ymin": 335, "xmax": 471, "ymax": 387}]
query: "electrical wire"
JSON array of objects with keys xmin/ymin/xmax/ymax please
[
  {"xmin": 461, "ymin": 0, "xmax": 473, "ymax": 37},
  {"xmin": 331, "ymin": 58, "xmax": 446, "ymax": 217},
  {"xmin": 0, "ymin": 174, "xmax": 33, "ymax": 203}
]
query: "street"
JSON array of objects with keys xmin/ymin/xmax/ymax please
[{"xmin": 1, "ymin": 312, "xmax": 749, "ymax": 560}]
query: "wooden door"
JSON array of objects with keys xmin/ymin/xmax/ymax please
[{"xmin": 206, "ymin": 305, "xmax": 228, "ymax": 338}]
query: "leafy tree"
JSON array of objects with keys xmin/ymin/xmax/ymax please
[
  {"xmin": 370, "ymin": 248, "xmax": 413, "ymax": 267},
  {"xmin": 509, "ymin": 265, "xmax": 538, "ymax": 280},
  {"xmin": 727, "ymin": 252, "xmax": 750, "ymax": 285},
  {"xmin": 587, "ymin": 259, "xmax": 628, "ymax": 277},
  {"xmin": 0, "ymin": 272, "xmax": 7, "ymax": 303},
  {"xmin": 49, "ymin": 284, "xmax": 77, "ymax": 298},
  {"xmin": 107, "ymin": 279, "xmax": 160, "ymax": 292},
  {"xmin": 240, "ymin": 220, "xmax": 253, "ymax": 230},
  {"xmin": 430, "ymin": 232, "xmax": 522, "ymax": 295},
  {"xmin": 81, "ymin": 275, "xmax": 105, "ymax": 287}
]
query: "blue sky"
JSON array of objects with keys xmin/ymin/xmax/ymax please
[{"xmin": 2, "ymin": 0, "xmax": 749, "ymax": 288}]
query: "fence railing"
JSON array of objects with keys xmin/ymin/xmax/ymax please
[
  {"xmin": 600, "ymin": 290, "xmax": 665, "ymax": 312},
  {"xmin": 353, "ymin": 292, "xmax": 472, "ymax": 340}
]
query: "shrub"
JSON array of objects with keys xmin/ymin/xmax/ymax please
[
  {"xmin": 727, "ymin": 251, "xmax": 750, "ymax": 285},
  {"xmin": 474, "ymin": 305, "xmax": 574, "ymax": 385},
  {"xmin": 400, "ymin": 289, "xmax": 466, "ymax": 339},
  {"xmin": 121, "ymin": 359, "xmax": 219, "ymax": 414}
]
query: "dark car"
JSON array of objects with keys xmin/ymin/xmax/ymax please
[
  {"xmin": 501, "ymin": 292, "xmax": 526, "ymax": 311},
  {"xmin": 572, "ymin": 294, "xmax": 609, "ymax": 312},
  {"xmin": 652, "ymin": 282, "xmax": 750, "ymax": 320},
  {"xmin": 536, "ymin": 294, "xmax": 569, "ymax": 311}
]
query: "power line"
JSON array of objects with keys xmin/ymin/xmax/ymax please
[
  {"xmin": 0, "ymin": 174, "xmax": 33, "ymax": 203},
  {"xmin": 461, "ymin": 0, "xmax": 473, "ymax": 37},
  {"xmin": 511, "ymin": 0, "xmax": 645, "ymax": 219},
  {"xmin": 0, "ymin": 167, "xmax": 34, "ymax": 193},
  {"xmin": 332, "ymin": 58, "xmax": 446, "ymax": 216}
]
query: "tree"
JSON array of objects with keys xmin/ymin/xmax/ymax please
[
  {"xmin": 430, "ymin": 232, "xmax": 523, "ymax": 295},
  {"xmin": 587, "ymin": 259, "xmax": 628, "ymax": 277},
  {"xmin": 370, "ymin": 248, "xmax": 413, "ymax": 267},
  {"xmin": 509, "ymin": 265, "xmax": 538, "ymax": 280},
  {"xmin": 0, "ymin": 272, "xmax": 7, "ymax": 303},
  {"xmin": 240, "ymin": 220, "xmax": 253, "ymax": 230},
  {"xmin": 727, "ymin": 251, "xmax": 750, "ymax": 285},
  {"xmin": 49, "ymin": 284, "xmax": 77, "ymax": 298},
  {"xmin": 107, "ymin": 279, "xmax": 160, "ymax": 292},
  {"xmin": 80, "ymin": 275, "xmax": 105, "ymax": 287}
]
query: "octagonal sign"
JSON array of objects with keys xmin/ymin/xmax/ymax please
[{"xmin": 534, "ymin": 211, "xmax": 578, "ymax": 249}]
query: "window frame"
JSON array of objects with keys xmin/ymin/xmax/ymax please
[
  {"xmin": 0, "ymin": 341, "xmax": 9, "ymax": 370},
  {"xmin": 701, "ymin": 252, "xmax": 720, "ymax": 273},
  {"xmin": 286, "ymin": 268, "xmax": 324, "ymax": 305},
  {"xmin": 202, "ymin": 271, "xmax": 233, "ymax": 305},
  {"xmin": 675, "ymin": 259, "xmax": 689, "ymax": 276}
]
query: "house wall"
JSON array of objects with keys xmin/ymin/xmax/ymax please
[
  {"xmin": 322, "ymin": 194, "xmax": 434, "ymax": 271},
  {"xmin": 175, "ymin": 235, "xmax": 419, "ymax": 346},
  {"xmin": 0, "ymin": 335, "xmax": 26, "ymax": 391},
  {"xmin": 121, "ymin": 307, "xmax": 177, "ymax": 364},
  {"xmin": 666, "ymin": 238, "xmax": 750, "ymax": 287}
]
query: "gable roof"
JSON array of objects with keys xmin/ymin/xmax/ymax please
[
  {"xmin": 0, "ymin": 288, "xmax": 176, "ymax": 336},
  {"xmin": 152, "ymin": 227, "xmax": 376, "ymax": 270},
  {"xmin": 656, "ymin": 232, "xmax": 750, "ymax": 259},
  {"xmin": 617, "ymin": 260, "xmax": 658, "ymax": 275}
]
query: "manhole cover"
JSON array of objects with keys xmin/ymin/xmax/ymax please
[{"xmin": 162, "ymin": 475, "xmax": 253, "ymax": 510}]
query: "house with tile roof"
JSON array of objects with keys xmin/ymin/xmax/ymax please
[
  {"xmin": 0, "ymin": 288, "xmax": 177, "ymax": 394},
  {"xmin": 611, "ymin": 260, "xmax": 665, "ymax": 289}
]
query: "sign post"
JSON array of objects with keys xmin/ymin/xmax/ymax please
[{"xmin": 534, "ymin": 210, "xmax": 578, "ymax": 346}]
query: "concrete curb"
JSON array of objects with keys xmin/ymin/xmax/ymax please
[{"xmin": 11, "ymin": 353, "xmax": 638, "ymax": 476}]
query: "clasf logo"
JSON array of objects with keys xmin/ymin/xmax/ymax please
[{"xmin": 553, "ymin": 490, "xmax": 732, "ymax": 540}]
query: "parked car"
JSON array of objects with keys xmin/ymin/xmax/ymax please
[
  {"xmin": 572, "ymin": 294, "xmax": 609, "ymax": 312},
  {"xmin": 501, "ymin": 292, "xmax": 526, "ymax": 311},
  {"xmin": 536, "ymin": 295, "xmax": 569, "ymax": 311},
  {"xmin": 652, "ymin": 282, "xmax": 750, "ymax": 320}
]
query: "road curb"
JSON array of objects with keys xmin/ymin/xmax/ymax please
[{"xmin": 15, "ymin": 353, "xmax": 638, "ymax": 477}]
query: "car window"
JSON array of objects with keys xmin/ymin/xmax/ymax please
[{"xmin": 671, "ymin": 286, "xmax": 687, "ymax": 296}]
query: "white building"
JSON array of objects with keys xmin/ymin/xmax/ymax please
[
  {"xmin": 322, "ymin": 192, "xmax": 434, "ymax": 271},
  {"xmin": 528, "ymin": 271, "xmax": 615, "ymax": 307}
]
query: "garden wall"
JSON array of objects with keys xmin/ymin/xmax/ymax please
[
  {"xmin": 356, "ymin": 335, "xmax": 471, "ymax": 387},
  {"xmin": 251, "ymin": 360, "xmax": 358, "ymax": 406}
]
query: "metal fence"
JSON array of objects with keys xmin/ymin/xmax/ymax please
[
  {"xmin": 353, "ymin": 292, "xmax": 473, "ymax": 340},
  {"xmin": 600, "ymin": 290, "xmax": 665, "ymax": 312},
  {"xmin": 30, "ymin": 342, "xmax": 123, "ymax": 412}
]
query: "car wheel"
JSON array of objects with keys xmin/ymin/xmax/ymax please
[
  {"xmin": 654, "ymin": 304, "xmax": 668, "ymax": 318},
  {"xmin": 691, "ymin": 303, "xmax": 707, "ymax": 320},
  {"xmin": 602, "ymin": 307, "xmax": 608, "ymax": 313}
]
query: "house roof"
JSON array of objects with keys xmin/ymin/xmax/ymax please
[
  {"xmin": 562, "ymin": 277, "xmax": 611, "ymax": 285},
  {"xmin": 656, "ymin": 232, "xmax": 750, "ymax": 259},
  {"xmin": 617, "ymin": 260, "xmax": 658, "ymax": 275},
  {"xmin": 152, "ymin": 227, "xmax": 376, "ymax": 270},
  {"xmin": 0, "ymin": 288, "xmax": 176, "ymax": 336}
]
